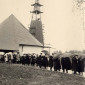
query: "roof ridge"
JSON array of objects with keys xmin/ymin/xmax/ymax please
[{"xmin": 10, "ymin": 14, "xmax": 43, "ymax": 46}]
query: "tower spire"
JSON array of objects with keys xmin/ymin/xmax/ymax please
[{"xmin": 31, "ymin": 0, "xmax": 43, "ymax": 20}]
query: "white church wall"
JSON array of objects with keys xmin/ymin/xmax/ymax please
[
  {"xmin": 19, "ymin": 45, "xmax": 43, "ymax": 55},
  {"xmin": 19, "ymin": 46, "xmax": 23, "ymax": 56}
]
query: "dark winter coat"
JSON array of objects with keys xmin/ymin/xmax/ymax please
[
  {"xmin": 61, "ymin": 57, "xmax": 72, "ymax": 70},
  {"xmin": 38, "ymin": 55, "xmax": 42, "ymax": 68},
  {"xmin": 72, "ymin": 57, "xmax": 78, "ymax": 72},
  {"xmin": 49, "ymin": 56, "xmax": 53, "ymax": 68},
  {"xmin": 53, "ymin": 58, "xmax": 61, "ymax": 71},
  {"xmin": 21, "ymin": 56, "xmax": 26, "ymax": 65},
  {"xmin": 78, "ymin": 58, "xmax": 84, "ymax": 72},
  {"xmin": 42, "ymin": 56, "xmax": 48, "ymax": 68},
  {"xmin": 13, "ymin": 54, "xmax": 17, "ymax": 63},
  {"xmin": 31, "ymin": 56, "xmax": 35, "ymax": 66},
  {"xmin": 65, "ymin": 57, "xmax": 72, "ymax": 70},
  {"xmin": 61, "ymin": 57, "xmax": 66, "ymax": 70},
  {"xmin": 25, "ymin": 55, "xmax": 30, "ymax": 65}
]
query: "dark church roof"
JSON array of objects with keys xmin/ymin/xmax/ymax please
[{"xmin": 0, "ymin": 14, "xmax": 43, "ymax": 51}]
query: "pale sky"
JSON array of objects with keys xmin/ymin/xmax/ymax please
[{"xmin": 0, "ymin": 0, "xmax": 85, "ymax": 52}]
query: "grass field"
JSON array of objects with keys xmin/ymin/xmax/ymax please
[{"xmin": 0, "ymin": 63, "xmax": 85, "ymax": 85}]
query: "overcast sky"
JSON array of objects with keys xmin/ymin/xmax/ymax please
[{"xmin": 0, "ymin": 0, "xmax": 85, "ymax": 52}]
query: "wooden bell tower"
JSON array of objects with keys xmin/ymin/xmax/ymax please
[{"xmin": 29, "ymin": 0, "xmax": 44, "ymax": 45}]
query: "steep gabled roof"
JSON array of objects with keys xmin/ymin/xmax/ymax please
[{"xmin": 0, "ymin": 14, "xmax": 43, "ymax": 51}]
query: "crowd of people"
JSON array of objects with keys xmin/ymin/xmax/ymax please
[
  {"xmin": 0, "ymin": 52, "xmax": 85, "ymax": 76},
  {"xmin": 51, "ymin": 54, "xmax": 85, "ymax": 75}
]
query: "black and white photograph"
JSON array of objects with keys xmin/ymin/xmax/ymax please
[{"xmin": 0, "ymin": 0, "xmax": 85, "ymax": 85}]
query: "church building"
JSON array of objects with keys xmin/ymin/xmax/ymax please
[
  {"xmin": 0, "ymin": 0, "xmax": 44, "ymax": 55},
  {"xmin": 0, "ymin": 14, "xmax": 43, "ymax": 55}
]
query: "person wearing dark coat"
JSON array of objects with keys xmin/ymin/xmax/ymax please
[
  {"xmin": 38, "ymin": 53, "xmax": 42, "ymax": 68},
  {"xmin": 36, "ymin": 56, "xmax": 39, "ymax": 66},
  {"xmin": 21, "ymin": 55, "xmax": 26, "ymax": 65},
  {"xmin": 49, "ymin": 56, "xmax": 53, "ymax": 70},
  {"xmin": 53, "ymin": 56, "xmax": 61, "ymax": 71},
  {"xmin": 61, "ymin": 57, "xmax": 71, "ymax": 73},
  {"xmin": 65, "ymin": 57, "xmax": 72, "ymax": 73},
  {"xmin": 61, "ymin": 57, "xmax": 66, "ymax": 72},
  {"xmin": 13, "ymin": 54, "xmax": 17, "ymax": 63},
  {"xmin": 25, "ymin": 54, "xmax": 30, "ymax": 65},
  {"xmin": 72, "ymin": 55, "xmax": 78, "ymax": 74},
  {"xmin": 78, "ymin": 56, "xmax": 84, "ymax": 75},
  {"xmin": 31, "ymin": 55, "xmax": 35, "ymax": 66},
  {"xmin": 1, "ymin": 55, "xmax": 5, "ymax": 62},
  {"xmin": 42, "ymin": 55, "xmax": 48, "ymax": 69}
]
